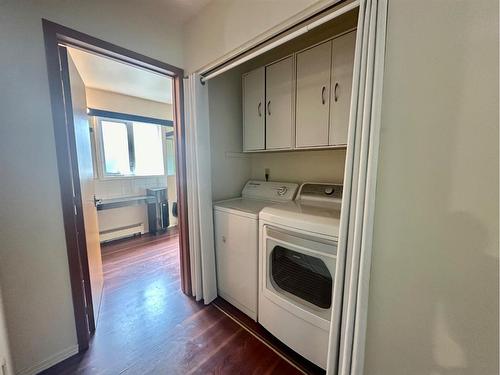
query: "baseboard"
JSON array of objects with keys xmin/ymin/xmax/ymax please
[
  {"xmin": 99, "ymin": 222, "xmax": 144, "ymax": 242},
  {"xmin": 17, "ymin": 345, "xmax": 78, "ymax": 375}
]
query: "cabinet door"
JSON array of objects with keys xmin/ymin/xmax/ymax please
[
  {"xmin": 243, "ymin": 67, "xmax": 265, "ymax": 151},
  {"xmin": 295, "ymin": 41, "xmax": 332, "ymax": 148},
  {"xmin": 214, "ymin": 211, "xmax": 258, "ymax": 318},
  {"xmin": 330, "ymin": 30, "xmax": 356, "ymax": 146},
  {"xmin": 265, "ymin": 56, "xmax": 294, "ymax": 150}
]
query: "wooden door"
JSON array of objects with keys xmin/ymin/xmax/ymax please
[
  {"xmin": 265, "ymin": 57, "xmax": 294, "ymax": 150},
  {"xmin": 66, "ymin": 49, "xmax": 104, "ymax": 328},
  {"xmin": 243, "ymin": 67, "xmax": 265, "ymax": 151},
  {"xmin": 330, "ymin": 31, "xmax": 357, "ymax": 146},
  {"xmin": 295, "ymin": 41, "xmax": 332, "ymax": 148}
]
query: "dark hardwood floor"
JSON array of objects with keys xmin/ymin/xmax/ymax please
[{"xmin": 42, "ymin": 232, "xmax": 302, "ymax": 375}]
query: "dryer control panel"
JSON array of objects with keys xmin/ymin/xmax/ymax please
[{"xmin": 297, "ymin": 183, "xmax": 343, "ymax": 203}]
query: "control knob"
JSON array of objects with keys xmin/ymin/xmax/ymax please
[
  {"xmin": 277, "ymin": 186, "xmax": 288, "ymax": 196},
  {"xmin": 324, "ymin": 186, "xmax": 335, "ymax": 195}
]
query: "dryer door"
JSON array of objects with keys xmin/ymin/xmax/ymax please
[
  {"xmin": 262, "ymin": 225, "xmax": 336, "ymax": 327},
  {"xmin": 271, "ymin": 245, "xmax": 332, "ymax": 309}
]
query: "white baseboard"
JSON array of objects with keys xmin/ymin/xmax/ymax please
[
  {"xmin": 99, "ymin": 223, "xmax": 144, "ymax": 242},
  {"xmin": 17, "ymin": 345, "xmax": 78, "ymax": 375}
]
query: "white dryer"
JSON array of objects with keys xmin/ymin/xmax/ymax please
[
  {"xmin": 258, "ymin": 183, "xmax": 342, "ymax": 369},
  {"xmin": 213, "ymin": 180, "xmax": 298, "ymax": 320}
]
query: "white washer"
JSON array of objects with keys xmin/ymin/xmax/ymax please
[
  {"xmin": 258, "ymin": 182, "xmax": 342, "ymax": 369},
  {"xmin": 213, "ymin": 180, "xmax": 298, "ymax": 320}
]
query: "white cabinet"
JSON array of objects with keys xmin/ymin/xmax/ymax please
[
  {"xmin": 265, "ymin": 56, "xmax": 294, "ymax": 150},
  {"xmin": 243, "ymin": 67, "xmax": 265, "ymax": 151},
  {"xmin": 330, "ymin": 31, "xmax": 356, "ymax": 146},
  {"xmin": 295, "ymin": 41, "xmax": 332, "ymax": 148},
  {"xmin": 214, "ymin": 210, "xmax": 258, "ymax": 319},
  {"xmin": 241, "ymin": 30, "xmax": 356, "ymax": 152}
]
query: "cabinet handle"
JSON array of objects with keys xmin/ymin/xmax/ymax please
[
  {"xmin": 334, "ymin": 83, "xmax": 339, "ymax": 102},
  {"xmin": 258, "ymin": 102, "xmax": 262, "ymax": 117},
  {"xmin": 321, "ymin": 86, "xmax": 326, "ymax": 105},
  {"xmin": 267, "ymin": 100, "xmax": 271, "ymax": 116}
]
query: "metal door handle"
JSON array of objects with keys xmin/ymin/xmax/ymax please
[
  {"xmin": 321, "ymin": 86, "xmax": 326, "ymax": 105},
  {"xmin": 93, "ymin": 195, "xmax": 102, "ymax": 207},
  {"xmin": 334, "ymin": 83, "xmax": 339, "ymax": 102},
  {"xmin": 258, "ymin": 102, "xmax": 262, "ymax": 117},
  {"xmin": 267, "ymin": 100, "xmax": 271, "ymax": 116}
]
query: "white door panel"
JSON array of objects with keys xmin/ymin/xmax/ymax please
[
  {"xmin": 68, "ymin": 52, "xmax": 104, "ymax": 326},
  {"xmin": 330, "ymin": 31, "xmax": 356, "ymax": 146},
  {"xmin": 296, "ymin": 41, "xmax": 332, "ymax": 148},
  {"xmin": 214, "ymin": 211, "xmax": 258, "ymax": 319},
  {"xmin": 265, "ymin": 57, "xmax": 294, "ymax": 150},
  {"xmin": 243, "ymin": 67, "xmax": 265, "ymax": 151}
]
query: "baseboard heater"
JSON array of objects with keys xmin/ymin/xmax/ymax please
[{"xmin": 99, "ymin": 223, "xmax": 144, "ymax": 243}]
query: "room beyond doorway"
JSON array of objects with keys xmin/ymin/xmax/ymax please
[{"xmin": 42, "ymin": 19, "xmax": 191, "ymax": 352}]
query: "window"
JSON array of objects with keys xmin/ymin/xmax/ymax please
[
  {"xmin": 98, "ymin": 118, "xmax": 165, "ymax": 177},
  {"xmin": 165, "ymin": 134, "xmax": 176, "ymax": 176}
]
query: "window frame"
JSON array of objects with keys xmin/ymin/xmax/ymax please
[{"xmin": 93, "ymin": 116, "xmax": 167, "ymax": 179}]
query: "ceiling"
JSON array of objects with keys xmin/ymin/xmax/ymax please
[
  {"xmin": 68, "ymin": 47, "xmax": 173, "ymax": 104},
  {"xmin": 163, "ymin": 0, "xmax": 212, "ymax": 24}
]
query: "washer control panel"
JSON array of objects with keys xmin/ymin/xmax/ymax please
[{"xmin": 242, "ymin": 180, "xmax": 298, "ymax": 202}]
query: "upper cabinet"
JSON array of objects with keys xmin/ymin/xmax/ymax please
[
  {"xmin": 243, "ymin": 67, "xmax": 265, "ymax": 151},
  {"xmin": 265, "ymin": 57, "xmax": 294, "ymax": 150},
  {"xmin": 295, "ymin": 41, "xmax": 332, "ymax": 148},
  {"xmin": 330, "ymin": 31, "xmax": 356, "ymax": 146},
  {"xmin": 242, "ymin": 30, "xmax": 356, "ymax": 152}
]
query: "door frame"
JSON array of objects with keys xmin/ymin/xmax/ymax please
[{"xmin": 42, "ymin": 19, "xmax": 191, "ymax": 352}]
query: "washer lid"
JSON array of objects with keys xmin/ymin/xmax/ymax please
[
  {"xmin": 213, "ymin": 198, "xmax": 272, "ymax": 219},
  {"xmin": 260, "ymin": 201, "xmax": 341, "ymax": 237}
]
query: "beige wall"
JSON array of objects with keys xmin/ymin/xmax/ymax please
[
  {"xmin": 86, "ymin": 88, "xmax": 173, "ymax": 120},
  {"xmin": 208, "ymin": 68, "xmax": 252, "ymax": 201},
  {"xmin": 183, "ymin": 0, "xmax": 334, "ymax": 73},
  {"xmin": 250, "ymin": 149, "xmax": 345, "ymax": 184},
  {"xmin": 364, "ymin": 0, "xmax": 499, "ymax": 374},
  {"xmin": 0, "ymin": 1, "xmax": 183, "ymax": 373}
]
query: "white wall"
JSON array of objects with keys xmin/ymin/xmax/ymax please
[
  {"xmin": 86, "ymin": 88, "xmax": 173, "ymax": 120},
  {"xmin": 364, "ymin": 0, "xmax": 499, "ymax": 374},
  {"xmin": 0, "ymin": 1, "xmax": 183, "ymax": 373},
  {"xmin": 183, "ymin": 0, "xmax": 333, "ymax": 73}
]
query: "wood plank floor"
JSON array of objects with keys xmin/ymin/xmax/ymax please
[{"xmin": 42, "ymin": 232, "xmax": 302, "ymax": 375}]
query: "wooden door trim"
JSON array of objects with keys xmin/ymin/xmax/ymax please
[{"xmin": 42, "ymin": 19, "xmax": 191, "ymax": 352}]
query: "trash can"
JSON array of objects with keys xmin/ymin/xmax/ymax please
[{"xmin": 146, "ymin": 188, "xmax": 169, "ymax": 234}]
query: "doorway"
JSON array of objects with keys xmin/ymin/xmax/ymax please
[{"xmin": 42, "ymin": 20, "xmax": 191, "ymax": 352}]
